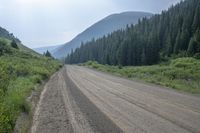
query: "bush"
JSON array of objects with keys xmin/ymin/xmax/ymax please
[
  {"xmin": 0, "ymin": 39, "xmax": 11, "ymax": 56},
  {"xmin": 194, "ymin": 53, "xmax": 200, "ymax": 59},
  {"xmin": 92, "ymin": 64, "xmax": 99, "ymax": 69},
  {"xmin": 118, "ymin": 65, "xmax": 123, "ymax": 69},
  {"xmin": 0, "ymin": 103, "xmax": 13, "ymax": 132}
]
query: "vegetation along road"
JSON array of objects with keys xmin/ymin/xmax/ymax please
[{"xmin": 31, "ymin": 65, "xmax": 200, "ymax": 133}]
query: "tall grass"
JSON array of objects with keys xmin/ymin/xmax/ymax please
[
  {"xmin": 83, "ymin": 58, "xmax": 200, "ymax": 94},
  {"xmin": 0, "ymin": 39, "xmax": 62, "ymax": 132}
]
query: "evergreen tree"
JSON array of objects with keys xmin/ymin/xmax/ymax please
[
  {"xmin": 11, "ymin": 40, "xmax": 18, "ymax": 49},
  {"xmin": 165, "ymin": 35, "xmax": 173, "ymax": 56},
  {"xmin": 44, "ymin": 50, "xmax": 52, "ymax": 58},
  {"xmin": 141, "ymin": 48, "xmax": 146, "ymax": 65},
  {"xmin": 187, "ymin": 37, "xmax": 197, "ymax": 55},
  {"xmin": 192, "ymin": 2, "xmax": 200, "ymax": 33},
  {"xmin": 180, "ymin": 29, "xmax": 190, "ymax": 50},
  {"xmin": 174, "ymin": 31, "xmax": 181, "ymax": 54},
  {"xmin": 187, "ymin": 29, "xmax": 200, "ymax": 55}
]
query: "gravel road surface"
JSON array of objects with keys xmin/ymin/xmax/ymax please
[{"xmin": 31, "ymin": 65, "xmax": 200, "ymax": 133}]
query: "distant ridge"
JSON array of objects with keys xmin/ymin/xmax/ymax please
[{"xmin": 33, "ymin": 44, "xmax": 63, "ymax": 54}]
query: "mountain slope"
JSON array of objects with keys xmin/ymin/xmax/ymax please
[{"xmin": 53, "ymin": 11, "xmax": 152, "ymax": 58}]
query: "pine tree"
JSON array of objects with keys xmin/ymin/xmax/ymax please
[
  {"xmin": 44, "ymin": 50, "xmax": 52, "ymax": 58},
  {"xmin": 187, "ymin": 37, "xmax": 196, "ymax": 55},
  {"xmin": 11, "ymin": 40, "xmax": 18, "ymax": 49},
  {"xmin": 180, "ymin": 29, "xmax": 190, "ymax": 50},
  {"xmin": 187, "ymin": 29, "xmax": 200, "ymax": 55},
  {"xmin": 174, "ymin": 31, "xmax": 181, "ymax": 54},
  {"xmin": 141, "ymin": 48, "xmax": 146, "ymax": 65},
  {"xmin": 192, "ymin": 3, "xmax": 200, "ymax": 33},
  {"xmin": 165, "ymin": 35, "xmax": 173, "ymax": 56}
]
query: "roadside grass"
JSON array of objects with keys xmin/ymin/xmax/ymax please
[
  {"xmin": 0, "ymin": 39, "xmax": 62, "ymax": 132},
  {"xmin": 82, "ymin": 58, "xmax": 200, "ymax": 94}
]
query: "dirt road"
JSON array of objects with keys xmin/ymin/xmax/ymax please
[{"xmin": 31, "ymin": 65, "xmax": 200, "ymax": 133}]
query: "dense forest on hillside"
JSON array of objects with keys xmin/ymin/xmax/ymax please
[
  {"xmin": 53, "ymin": 12, "xmax": 152, "ymax": 58},
  {"xmin": 65, "ymin": 0, "xmax": 200, "ymax": 66}
]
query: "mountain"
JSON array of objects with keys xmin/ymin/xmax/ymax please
[
  {"xmin": 66, "ymin": 0, "xmax": 200, "ymax": 66},
  {"xmin": 33, "ymin": 44, "xmax": 63, "ymax": 54},
  {"xmin": 53, "ymin": 11, "xmax": 153, "ymax": 58}
]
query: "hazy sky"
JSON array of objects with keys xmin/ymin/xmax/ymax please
[{"xmin": 0, "ymin": 0, "xmax": 180, "ymax": 48}]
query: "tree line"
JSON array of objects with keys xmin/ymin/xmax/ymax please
[{"xmin": 65, "ymin": 0, "xmax": 200, "ymax": 66}]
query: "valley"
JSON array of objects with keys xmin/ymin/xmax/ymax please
[{"xmin": 0, "ymin": 0, "xmax": 200, "ymax": 132}]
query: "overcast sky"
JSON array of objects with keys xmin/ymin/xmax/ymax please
[{"xmin": 0, "ymin": 0, "xmax": 181, "ymax": 48}]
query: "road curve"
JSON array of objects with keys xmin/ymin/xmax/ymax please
[{"xmin": 31, "ymin": 65, "xmax": 200, "ymax": 133}]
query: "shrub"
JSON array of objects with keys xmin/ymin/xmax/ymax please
[
  {"xmin": 118, "ymin": 64, "xmax": 123, "ymax": 69},
  {"xmin": 0, "ymin": 39, "xmax": 11, "ymax": 56},
  {"xmin": 0, "ymin": 103, "xmax": 13, "ymax": 132}
]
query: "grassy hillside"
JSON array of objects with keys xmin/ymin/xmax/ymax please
[
  {"xmin": 83, "ymin": 58, "xmax": 200, "ymax": 94},
  {"xmin": 0, "ymin": 37, "xmax": 39, "ymax": 56},
  {"xmin": 0, "ymin": 38, "xmax": 62, "ymax": 132}
]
